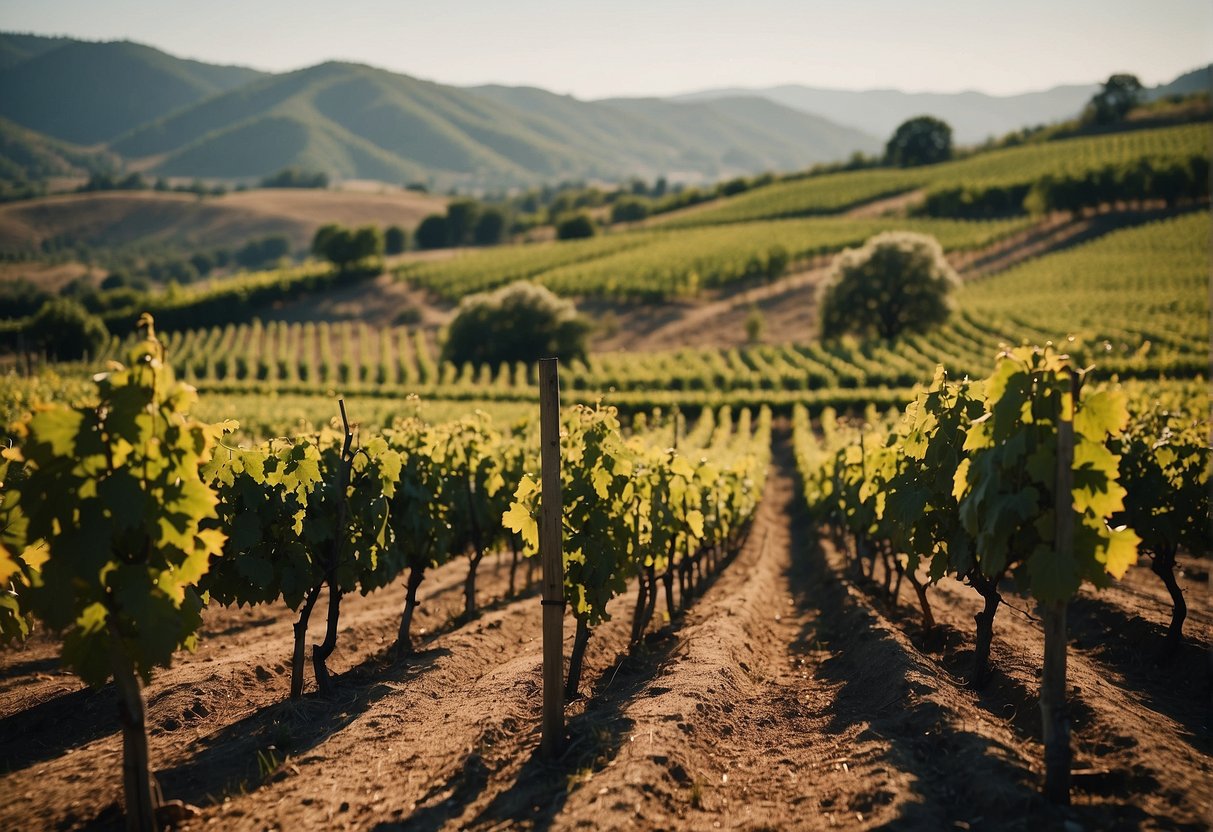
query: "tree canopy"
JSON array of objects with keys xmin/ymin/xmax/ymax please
[
  {"xmin": 415, "ymin": 214, "xmax": 450, "ymax": 250},
  {"xmin": 885, "ymin": 116, "xmax": 953, "ymax": 167},
  {"xmin": 311, "ymin": 224, "xmax": 383, "ymax": 271},
  {"xmin": 556, "ymin": 212, "xmax": 596, "ymax": 240},
  {"xmin": 443, "ymin": 281, "xmax": 589, "ymax": 367},
  {"xmin": 819, "ymin": 231, "xmax": 960, "ymax": 340},
  {"xmin": 1083, "ymin": 74, "xmax": 1144, "ymax": 125},
  {"xmin": 25, "ymin": 297, "xmax": 110, "ymax": 361}
]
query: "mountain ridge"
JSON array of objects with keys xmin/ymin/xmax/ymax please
[{"xmin": 0, "ymin": 32, "xmax": 1205, "ymax": 188}]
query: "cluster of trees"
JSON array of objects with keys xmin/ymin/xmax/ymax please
[
  {"xmin": 259, "ymin": 168, "xmax": 329, "ymax": 189},
  {"xmin": 311, "ymin": 223, "xmax": 385, "ymax": 271},
  {"xmin": 921, "ymin": 154, "xmax": 1210, "ymax": 218},
  {"xmin": 77, "ymin": 172, "xmax": 231, "ymax": 197},
  {"xmin": 415, "ymin": 200, "xmax": 509, "ymax": 249}
]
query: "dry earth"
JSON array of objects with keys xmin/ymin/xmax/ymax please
[
  {"xmin": 0, "ymin": 188, "xmax": 446, "ymax": 255},
  {"xmin": 1, "ymin": 431, "xmax": 1206, "ymax": 831}
]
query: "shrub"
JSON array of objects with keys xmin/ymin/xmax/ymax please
[
  {"xmin": 443, "ymin": 282, "xmax": 589, "ymax": 367},
  {"xmin": 556, "ymin": 213, "xmax": 596, "ymax": 240},
  {"xmin": 25, "ymin": 297, "xmax": 110, "ymax": 360},
  {"xmin": 819, "ymin": 231, "xmax": 959, "ymax": 340}
]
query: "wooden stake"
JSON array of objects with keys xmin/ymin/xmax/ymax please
[
  {"xmin": 538, "ymin": 358, "xmax": 564, "ymax": 758},
  {"xmin": 1041, "ymin": 371, "xmax": 1075, "ymax": 804}
]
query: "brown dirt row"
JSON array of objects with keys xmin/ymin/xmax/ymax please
[{"xmin": 1, "ymin": 433, "xmax": 1207, "ymax": 830}]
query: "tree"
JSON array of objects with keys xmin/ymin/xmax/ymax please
[
  {"xmin": 885, "ymin": 116, "xmax": 953, "ymax": 167},
  {"xmin": 1083, "ymin": 74, "xmax": 1143, "ymax": 125},
  {"xmin": 611, "ymin": 197, "xmax": 650, "ymax": 224},
  {"xmin": 415, "ymin": 214, "xmax": 449, "ymax": 249},
  {"xmin": 312, "ymin": 224, "xmax": 384, "ymax": 271},
  {"xmin": 443, "ymin": 281, "xmax": 589, "ymax": 367},
  {"xmin": 312, "ymin": 223, "xmax": 341, "ymax": 258},
  {"xmin": 25, "ymin": 298, "xmax": 109, "ymax": 361},
  {"xmin": 384, "ymin": 225, "xmax": 408, "ymax": 255},
  {"xmin": 556, "ymin": 212, "xmax": 596, "ymax": 240},
  {"xmin": 446, "ymin": 199, "xmax": 481, "ymax": 247},
  {"xmin": 819, "ymin": 231, "xmax": 960, "ymax": 340},
  {"xmin": 473, "ymin": 208, "xmax": 507, "ymax": 246}
]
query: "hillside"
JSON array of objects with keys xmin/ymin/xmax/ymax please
[
  {"xmin": 0, "ymin": 187, "xmax": 446, "ymax": 254},
  {"xmin": 108, "ymin": 61, "xmax": 879, "ymax": 187},
  {"xmin": 674, "ymin": 83, "xmax": 1099, "ymax": 145},
  {"xmin": 675, "ymin": 65, "xmax": 1212, "ymax": 145},
  {"xmin": 0, "ymin": 35, "xmax": 265, "ymax": 144},
  {"xmin": 0, "ymin": 117, "xmax": 118, "ymax": 183}
]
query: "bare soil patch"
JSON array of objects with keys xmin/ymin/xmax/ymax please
[
  {"xmin": 2, "ymin": 431, "xmax": 1204, "ymax": 830},
  {"xmin": 0, "ymin": 189, "xmax": 446, "ymax": 255}
]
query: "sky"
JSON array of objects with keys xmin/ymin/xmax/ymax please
[{"xmin": 1, "ymin": 0, "xmax": 1209, "ymax": 99}]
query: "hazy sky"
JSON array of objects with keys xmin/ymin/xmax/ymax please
[{"xmin": 1, "ymin": 0, "xmax": 1209, "ymax": 98}]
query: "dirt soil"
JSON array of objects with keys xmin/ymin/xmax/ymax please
[
  {"xmin": 1, "ymin": 430, "xmax": 1207, "ymax": 831},
  {"xmin": 0, "ymin": 189, "xmax": 446, "ymax": 254}
]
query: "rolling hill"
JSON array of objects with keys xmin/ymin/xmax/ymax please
[
  {"xmin": 673, "ymin": 83, "xmax": 1100, "ymax": 145},
  {"xmin": 675, "ymin": 65, "xmax": 1212, "ymax": 145},
  {"xmin": 0, "ymin": 187, "xmax": 447, "ymax": 254},
  {"xmin": 0, "ymin": 32, "xmax": 1204, "ymax": 189},
  {"xmin": 0, "ymin": 117, "xmax": 119, "ymax": 184},
  {"xmin": 0, "ymin": 35, "xmax": 265, "ymax": 145},
  {"xmin": 109, "ymin": 62, "xmax": 880, "ymax": 186}
]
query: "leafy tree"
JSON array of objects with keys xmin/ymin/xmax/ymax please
[
  {"xmin": 25, "ymin": 297, "xmax": 109, "ymax": 360},
  {"xmin": 446, "ymin": 199, "xmax": 481, "ymax": 247},
  {"xmin": 611, "ymin": 197, "xmax": 651, "ymax": 223},
  {"xmin": 473, "ymin": 208, "xmax": 507, "ymax": 246},
  {"xmin": 819, "ymin": 231, "xmax": 959, "ymax": 340},
  {"xmin": 885, "ymin": 116, "xmax": 953, "ymax": 167},
  {"xmin": 443, "ymin": 281, "xmax": 589, "ymax": 367},
  {"xmin": 310, "ymin": 224, "xmax": 384, "ymax": 271},
  {"xmin": 556, "ymin": 212, "xmax": 596, "ymax": 240},
  {"xmin": 312, "ymin": 223, "xmax": 341, "ymax": 258},
  {"xmin": 415, "ymin": 214, "xmax": 449, "ymax": 249},
  {"xmin": 1083, "ymin": 74, "xmax": 1144, "ymax": 125},
  {"xmin": 384, "ymin": 225, "xmax": 408, "ymax": 255}
]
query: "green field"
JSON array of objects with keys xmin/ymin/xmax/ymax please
[
  {"xmin": 399, "ymin": 215, "xmax": 1032, "ymax": 301},
  {"xmin": 653, "ymin": 123, "xmax": 1211, "ymax": 227}
]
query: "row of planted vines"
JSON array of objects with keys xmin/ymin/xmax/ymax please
[
  {"xmin": 0, "ymin": 319, "xmax": 770, "ymax": 829},
  {"xmin": 792, "ymin": 344, "xmax": 1209, "ymax": 799}
]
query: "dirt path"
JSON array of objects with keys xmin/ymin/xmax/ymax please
[{"xmin": 2, "ymin": 431, "xmax": 1207, "ymax": 830}]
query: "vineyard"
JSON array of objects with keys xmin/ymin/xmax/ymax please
[
  {"xmin": 0, "ymin": 102, "xmax": 1210, "ymax": 832},
  {"xmin": 653, "ymin": 122, "xmax": 1211, "ymax": 227},
  {"xmin": 397, "ymin": 216, "xmax": 1033, "ymax": 301}
]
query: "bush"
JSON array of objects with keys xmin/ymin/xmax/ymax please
[
  {"xmin": 415, "ymin": 214, "xmax": 449, "ymax": 249},
  {"xmin": 443, "ymin": 281, "xmax": 589, "ymax": 367},
  {"xmin": 556, "ymin": 213, "xmax": 596, "ymax": 240},
  {"xmin": 819, "ymin": 232, "xmax": 959, "ymax": 340},
  {"xmin": 885, "ymin": 116, "xmax": 953, "ymax": 167},
  {"xmin": 312, "ymin": 225, "xmax": 383, "ymax": 271},
  {"xmin": 384, "ymin": 225, "xmax": 408, "ymax": 255},
  {"xmin": 611, "ymin": 197, "xmax": 651, "ymax": 223},
  {"xmin": 25, "ymin": 298, "xmax": 110, "ymax": 360},
  {"xmin": 473, "ymin": 208, "xmax": 507, "ymax": 246}
]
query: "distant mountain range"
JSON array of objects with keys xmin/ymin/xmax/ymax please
[
  {"xmin": 675, "ymin": 67, "xmax": 1210, "ymax": 144},
  {"xmin": 0, "ymin": 32, "xmax": 1206, "ymax": 188}
]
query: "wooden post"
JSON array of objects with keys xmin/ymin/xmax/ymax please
[
  {"xmin": 1041, "ymin": 371, "xmax": 1075, "ymax": 804},
  {"xmin": 538, "ymin": 358, "xmax": 564, "ymax": 758}
]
